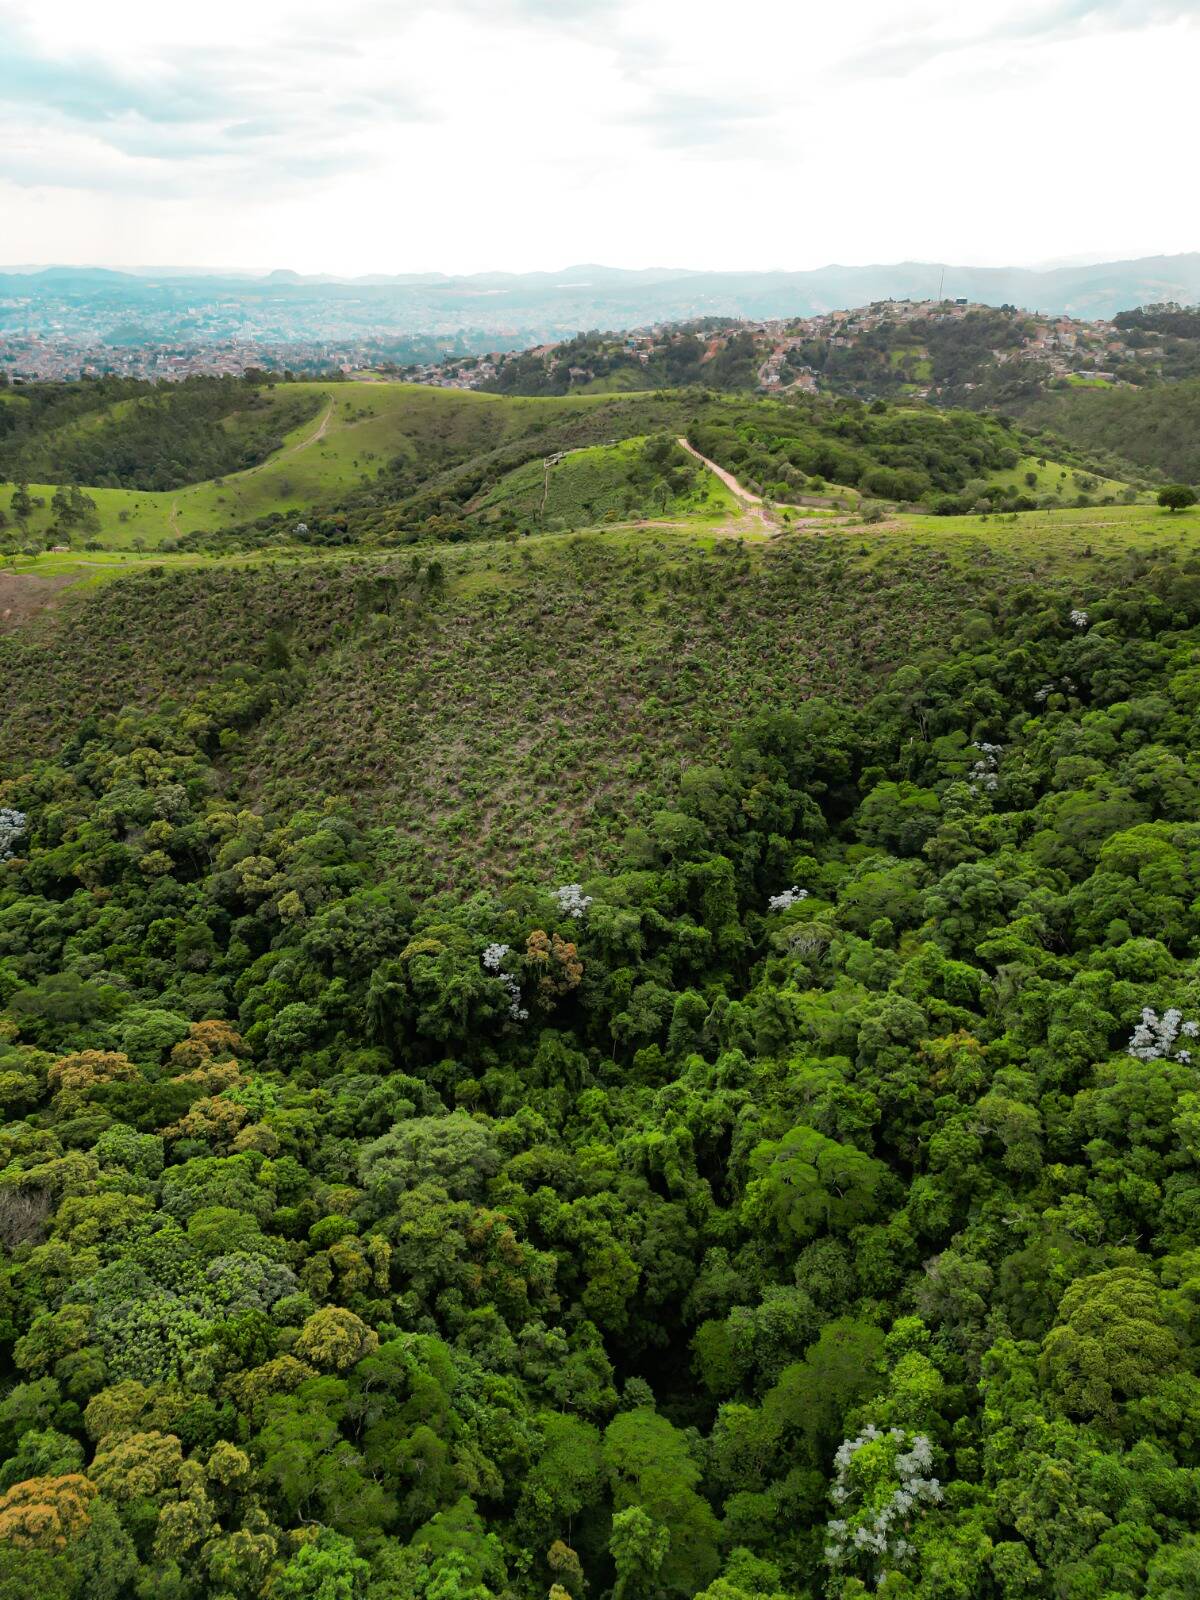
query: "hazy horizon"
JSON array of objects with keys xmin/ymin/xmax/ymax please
[
  {"xmin": 2, "ymin": 248, "xmax": 1198, "ymax": 284},
  {"xmin": 3, "ymin": 1, "xmax": 1197, "ymax": 278}
]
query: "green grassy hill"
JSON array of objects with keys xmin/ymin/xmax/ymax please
[
  {"xmin": 0, "ymin": 376, "xmax": 323, "ymax": 491},
  {"xmin": 1, "ymin": 381, "xmax": 1135, "ymax": 554},
  {"xmin": 984, "ymin": 452, "xmax": 1133, "ymax": 502},
  {"xmin": 468, "ymin": 437, "xmax": 739, "ymax": 531},
  {"xmin": 0, "ymin": 384, "xmax": 698, "ymax": 548}
]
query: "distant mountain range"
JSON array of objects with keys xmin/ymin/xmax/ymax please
[{"xmin": 2, "ymin": 254, "xmax": 1199, "ymax": 359}]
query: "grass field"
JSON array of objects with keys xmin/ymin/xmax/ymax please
[
  {"xmin": 471, "ymin": 437, "xmax": 740, "ymax": 528},
  {"xmin": 6, "ymin": 492, "xmax": 1196, "ymax": 594},
  {"xmin": 984, "ymin": 452, "xmax": 1137, "ymax": 500},
  {"xmin": 888, "ymin": 347, "xmax": 932, "ymax": 380},
  {"xmin": 871, "ymin": 498, "xmax": 1200, "ymax": 575}
]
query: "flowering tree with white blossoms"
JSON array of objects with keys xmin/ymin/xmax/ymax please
[
  {"xmin": 481, "ymin": 942, "xmax": 528, "ymax": 1022},
  {"xmin": 967, "ymin": 742, "xmax": 1002, "ymax": 793},
  {"xmin": 553, "ymin": 884, "xmax": 593, "ymax": 920},
  {"xmin": 0, "ymin": 808, "xmax": 27, "ymax": 862},
  {"xmin": 767, "ymin": 886, "xmax": 808, "ymax": 912},
  {"xmin": 1069, "ymin": 608, "xmax": 1089, "ymax": 629},
  {"xmin": 823, "ymin": 1425, "xmax": 943, "ymax": 1587},
  {"xmin": 1127, "ymin": 1007, "xmax": 1200, "ymax": 1064},
  {"xmin": 1034, "ymin": 678, "xmax": 1078, "ymax": 704}
]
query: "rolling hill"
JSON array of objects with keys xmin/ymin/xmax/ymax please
[
  {"xmin": 1020, "ymin": 377, "xmax": 1200, "ymax": 485},
  {"xmin": 0, "ymin": 379, "xmax": 1140, "ymax": 555}
]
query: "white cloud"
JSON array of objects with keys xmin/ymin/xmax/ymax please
[{"xmin": 1, "ymin": 0, "xmax": 1195, "ymax": 274}]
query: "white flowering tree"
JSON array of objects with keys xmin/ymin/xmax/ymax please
[
  {"xmin": 553, "ymin": 884, "xmax": 593, "ymax": 920},
  {"xmin": 481, "ymin": 942, "xmax": 527, "ymax": 1022},
  {"xmin": 767, "ymin": 886, "xmax": 808, "ymax": 912},
  {"xmin": 824, "ymin": 1425, "xmax": 943, "ymax": 1587},
  {"xmin": 0, "ymin": 808, "xmax": 27, "ymax": 861},
  {"xmin": 967, "ymin": 742, "xmax": 1002, "ymax": 793},
  {"xmin": 1127, "ymin": 1007, "xmax": 1200, "ymax": 1063},
  {"xmin": 1069, "ymin": 608, "xmax": 1089, "ymax": 629}
]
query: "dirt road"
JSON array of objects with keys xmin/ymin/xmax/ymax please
[
  {"xmin": 241, "ymin": 395, "xmax": 334, "ymax": 478},
  {"xmin": 677, "ymin": 437, "xmax": 763, "ymax": 505}
]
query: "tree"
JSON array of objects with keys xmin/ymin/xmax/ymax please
[
  {"xmin": 0, "ymin": 1475, "xmax": 96, "ymax": 1549},
  {"xmin": 267, "ymin": 1529, "xmax": 370, "ymax": 1600},
  {"xmin": 742, "ymin": 1126, "xmax": 887, "ymax": 1244},
  {"xmin": 603, "ymin": 1409, "xmax": 720, "ymax": 1595},
  {"xmin": 1039, "ymin": 1267, "xmax": 1182, "ymax": 1424},
  {"xmin": 294, "ymin": 1308, "xmax": 379, "ymax": 1372},
  {"xmin": 610, "ymin": 1505, "xmax": 670, "ymax": 1600},
  {"xmin": 1157, "ymin": 484, "xmax": 1197, "ymax": 512}
]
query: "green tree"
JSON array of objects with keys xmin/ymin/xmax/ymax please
[
  {"xmin": 1039, "ymin": 1267, "xmax": 1183, "ymax": 1424},
  {"xmin": 1157, "ymin": 484, "xmax": 1198, "ymax": 512},
  {"xmin": 742, "ymin": 1126, "xmax": 887, "ymax": 1244}
]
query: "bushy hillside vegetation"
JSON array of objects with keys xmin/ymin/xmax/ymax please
[
  {"xmin": 1022, "ymin": 378, "xmax": 1200, "ymax": 485},
  {"xmin": 0, "ymin": 531, "xmax": 1020, "ymax": 890},
  {"xmin": 0, "ymin": 377, "xmax": 324, "ymax": 492},
  {"xmin": 3, "ymin": 527, "xmax": 1200, "ymax": 1599}
]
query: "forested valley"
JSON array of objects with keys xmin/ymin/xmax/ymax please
[{"xmin": 2, "ymin": 535, "xmax": 1200, "ymax": 1600}]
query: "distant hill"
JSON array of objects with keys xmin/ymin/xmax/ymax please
[
  {"xmin": 1022, "ymin": 378, "xmax": 1200, "ymax": 485},
  {"xmin": 2, "ymin": 255, "xmax": 1199, "ymax": 372},
  {"xmin": 412, "ymin": 297, "xmax": 1194, "ymax": 415},
  {"xmin": 0, "ymin": 378, "xmax": 1132, "ymax": 556}
]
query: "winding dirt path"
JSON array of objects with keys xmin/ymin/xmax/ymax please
[
  {"xmin": 677, "ymin": 436, "xmax": 763, "ymax": 505},
  {"xmin": 240, "ymin": 395, "xmax": 335, "ymax": 478}
]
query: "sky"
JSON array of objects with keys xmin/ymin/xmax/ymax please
[{"xmin": 1, "ymin": 0, "xmax": 1197, "ymax": 277}]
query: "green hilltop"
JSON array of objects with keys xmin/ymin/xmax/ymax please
[{"xmin": 0, "ymin": 377, "xmax": 1147, "ymax": 553}]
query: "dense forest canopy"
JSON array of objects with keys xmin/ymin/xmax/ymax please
[
  {"xmin": 1022, "ymin": 378, "xmax": 1200, "ymax": 487},
  {"xmin": 0, "ymin": 376, "xmax": 323, "ymax": 492},
  {"xmin": 2, "ymin": 530, "xmax": 1200, "ymax": 1599}
]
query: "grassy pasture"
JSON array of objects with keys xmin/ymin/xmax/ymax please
[{"xmin": 984, "ymin": 452, "xmax": 1135, "ymax": 500}]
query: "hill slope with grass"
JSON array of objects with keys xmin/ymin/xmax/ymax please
[
  {"xmin": 1020, "ymin": 375, "xmax": 1200, "ymax": 484},
  {"xmin": 0, "ymin": 381, "xmax": 1138, "ymax": 553},
  {"xmin": 0, "ymin": 376, "xmax": 324, "ymax": 490}
]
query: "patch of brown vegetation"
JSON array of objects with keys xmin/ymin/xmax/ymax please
[{"xmin": 0, "ymin": 570, "xmax": 75, "ymax": 633}]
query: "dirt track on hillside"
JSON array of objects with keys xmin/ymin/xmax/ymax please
[
  {"xmin": 240, "ymin": 395, "xmax": 334, "ymax": 478},
  {"xmin": 677, "ymin": 436, "xmax": 764, "ymax": 504}
]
